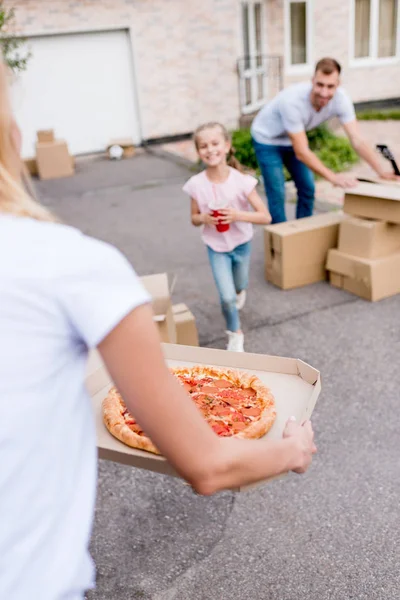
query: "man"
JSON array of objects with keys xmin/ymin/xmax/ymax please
[{"xmin": 251, "ymin": 57, "xmax": 398, "ymax": 224}]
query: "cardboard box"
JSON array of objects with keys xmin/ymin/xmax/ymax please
[
  {"xmin": 36, "ymin": 140, "xmax": 74, "ymax": 180},
  {"xmin": 37, "ymin": 129, "xmax": 55, "ymax": 143},
  {"xmin": 141, "ymin": 273, "xmax": 177, "ymax": 344},
  {"xmin": 264, "ymin": 212, "xmax": 345, "ymax": 289},
  {"xmin": 172, "ymin": 303, "xmax": 199, "ymax": 346},
  {"xmin": 344, "ymin": 182, "xmax": 400, "ymax": 224},
  {"xmin": 326, "ymin": 248, "xmax": 400, "ymax": 301},
  {"xmin": 86, "ymin": 344, "xmax": 321, "ymax": 491},
  {"xmin": 108, "ymin": 137, "xmax": 135, "ymax": 158},
  {"xmin": 338, "ymin": 216, "xmax": 400, "ymax": 259}
]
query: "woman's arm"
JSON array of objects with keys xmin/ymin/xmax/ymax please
[
  {"xmin": 98, "ymin": 304, "xmax": 316, "ymax": 495},
  {"xmin": 218, "ymin": 188, "xmax": 272, "ymax": 225},
  {"xmin": 191, "ymin": 197, "xmax": 219, "ymax": 227}
]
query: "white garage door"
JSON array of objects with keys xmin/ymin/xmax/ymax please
[{"xmin": 11, "ymin": 30, "xmax": 141, "ymax": 158}]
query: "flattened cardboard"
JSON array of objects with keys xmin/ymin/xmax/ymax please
[
  {"xmin": 326, "ymin": 247, "xmax": 400, "ymax": 301},
  {"xmin": 172, "ymin": 303, "xmax": 199, "ymax": 346},
  {"xmin": 87, "ymin": 344, "xmax": 321, "ymax": 491},
  {"xmin": 36, "ymin": 140, "xmax": 74, "ymax": 180},
  {"xmin": 264, "ymin": 212, "xmax": 345, "ymax": 289},
  {"xmin": 37, "ymin": 129, "xmax": 55, "ymax": 143},
  {"xmin": 338, "ymin": 216, "xmax": 400, "ymax": 259},
  {"xmin": 344, "ymin": 182, "xmax": 400, "ymax": 224},
  {"xmin": 140, "ymin": 273, "xmax": 177, "ymax": 344}
]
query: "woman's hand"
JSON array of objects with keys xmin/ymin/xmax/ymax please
[
  {"xmin": 283, "ymin": 417, "xmax": 317, "ymax": 474},
  {"xmin": 218, "ymin": 207, "xmax": 241, "ymax": 224}
]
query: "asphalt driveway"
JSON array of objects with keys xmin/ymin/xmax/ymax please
[{"xmin": 36, "ymin": 151, "xmax": 400, "ymax": 600}]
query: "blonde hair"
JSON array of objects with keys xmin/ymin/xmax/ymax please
[
  {"xmin": 0, "ymin": 61, "xmax": 55, "ymax": 222},
  {"xmin": 193, "ymin": 122, "xmax": 244, "ymax": 172}
]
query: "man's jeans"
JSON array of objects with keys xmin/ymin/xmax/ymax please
[
  {"xmin": 207, "ymin": 241, "xmax": 251, "ymax": 332},
  {"xmin": 252, "ymin": 138, "xmax": 315, "ymax": 224}
]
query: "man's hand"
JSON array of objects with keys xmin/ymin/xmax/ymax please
[
  {"xmin": 330, "ymin": 172, "xmax": 358, "ymax": 188},
  {"xmin": 378, "ymin": 170, "xmax": 400, "ymax": 182},
  {"xmin": 283, "ymin": 417, "xmax": 317, "ymax": 474}
]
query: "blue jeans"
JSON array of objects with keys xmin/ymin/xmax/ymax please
[
  {"xmin": 252, "ymin": 138, "xmax": 315, "ymax": 224},
  {"xmin": 207, "ymin": 241, "xmax": 251, "ymax": 332}
]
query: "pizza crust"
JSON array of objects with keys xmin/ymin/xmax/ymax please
[
  {"xmin": 102, "ymin": 365, "xmax": 276, "ymax": 454},
  {"xmin": 102, "ymin": 387, "xmax": 160, "ymax": 454}
]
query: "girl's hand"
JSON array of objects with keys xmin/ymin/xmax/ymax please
[
  {"xmin": 218, "ymin": 207, "xmax": 240, "ymax": 224},
  {"xmin": 202, "ymin": 213, "xmax": 220, "ymax": 226},
  {"xmin": 283, "ymin": 417, "xmax": 317, "ymax": 474}
]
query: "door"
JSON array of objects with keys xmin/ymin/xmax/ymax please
[{"xmin": 11, "ymin": 29, "xmax": 141, "ymax": 158}]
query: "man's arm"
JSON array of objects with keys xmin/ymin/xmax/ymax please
[
  {"xmin": 289, "ymin": 130, "xmax": 358, "ymax": 188},
  {"xmin": 342, "ymin": 120, "xmax": 400, "ymax": 181}
]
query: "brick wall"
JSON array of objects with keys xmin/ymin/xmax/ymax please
[
  {"xmin": 7, "ymin": 0, "xmax": 242, "ymax": 139},
  {"xmin": 271, "ymin": 0, "xmax": 400, "ymax": 104}
]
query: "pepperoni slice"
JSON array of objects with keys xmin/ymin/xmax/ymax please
[
  {"xmin": 241, "ymin": 407, "xmax": 261, "ymax": 417},
  {"xmin": 240, "ymin": 389, "xmax": 257, "ymax": 398},
  {"xmin": 232, "ymin": 422, "xmax": 248, "ymax": 432},
  {"xmin": 231, "ymin": 411, "xmax": 246, "ymax": 423},
  {"xmin": 213, "ymin": 407, "xmax": 232, "ymax": 417},
  {"xmin": 210, "ymin": 423, "xmax": 232, "ymax": 437},
  {"xmin": 200, "ymin": 386, "xmax": 221, "ymax": 394},
  {"xmin": 213, "ymin": 380, "xmax": 234, "ymax": 389}
]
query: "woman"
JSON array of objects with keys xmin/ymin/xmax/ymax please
[{"xmin": 0, "ymin": 62, "xmax": 316, "ymax": 600}]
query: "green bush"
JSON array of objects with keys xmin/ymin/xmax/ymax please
[
  {"xmin": 356, "ymin": 109, "xmax": 400, "ymax": 120},
  {"xmin": 231, "ymin": 128, "xmax": 259, "ymax": 171},
  {"xmin": 231, "ymin": 124, "xmax": 359, "ymax": 180}
]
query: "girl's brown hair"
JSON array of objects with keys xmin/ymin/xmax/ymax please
[
  {"xmin": 193, "ymin": 122, "xmax": 244, "ymax": 172},
  {"xmin": 0, "ymin": 61, "xmax": 55, "ymax": 222}
]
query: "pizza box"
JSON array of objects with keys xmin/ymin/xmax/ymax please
[{"xmin": 86, "ymin": 344, "xmax": 321, "ymax": 492}]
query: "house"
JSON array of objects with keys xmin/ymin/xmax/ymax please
[{"xmin": 7, "ymin": 0, "xmax": 400, "ymax": 158}]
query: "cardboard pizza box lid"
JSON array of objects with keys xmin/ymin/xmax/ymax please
[{"xmin": 86, "ymin": 344, "xmax": 321, "ymax": 492}]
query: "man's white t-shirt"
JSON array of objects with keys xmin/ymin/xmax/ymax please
[
  {"xmin": 251, "ymin": 81, "xmax": 356, "ymax": 146},
  {"xmin": 0, "ymin": 215, "xmax": 150, "ymax": 600}
]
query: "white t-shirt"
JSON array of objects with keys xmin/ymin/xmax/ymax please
[
  {"xmin": 0, "ymin": 215, "xmax": 150, "ymax": 600},
  {"xmin": 251, "ymin": 81, "xmax": 356, "ymax": 146}
]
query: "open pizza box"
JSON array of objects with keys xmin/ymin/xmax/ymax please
[{"xmin": 86, "ymin": 344, "xmax": 321, "ymax": 492}]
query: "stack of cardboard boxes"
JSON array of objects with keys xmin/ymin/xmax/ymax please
[
  {"xmin": 140, "ymin": 273, "xmax": 199, "ymax": 346},
  {"xmin": 35, "ymin": 130, "xmax": 74, "ymax": 180},
  {"xmin": 264, "ymin": 181, "xmax": 400, "ymax": 302},
  {"xmin": 326, "ymin": 182, "xmax": 400, "ymax": 301}
]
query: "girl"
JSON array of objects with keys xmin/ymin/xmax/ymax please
[
  {"xmin": 0, "ymin": 62, "xmax": 315, "ymax": 600},
  {"xmin": 183, "ymin": 122, "xmax": 271, "ymax": 352}
]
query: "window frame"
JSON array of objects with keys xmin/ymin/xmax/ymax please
[
  {"xmin": 284, "ymin": 0, "xmax": 313, "ymax": 75},
  {"xmin": 239, "ymin": 0, "xmax": 268, "ymax": 114},
  {"xmin": 350, "ymin": 0, "xmax": 400, "ymax": 67}
]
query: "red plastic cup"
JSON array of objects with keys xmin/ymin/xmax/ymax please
[{"xmin": 211, "ymin": 209, "xmax": 230, "ymax": 232}]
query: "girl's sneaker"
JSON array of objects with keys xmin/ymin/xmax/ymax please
[
  {"xmin": 226, "ymin": 331, "xmax": 244, "ymax": 352},
  {"xmin": 236, "ymin": 290, "xmax": 247, "ymax": 311}
]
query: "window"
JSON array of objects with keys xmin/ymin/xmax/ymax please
[
  {"xmin": 353, "ymin": 0, "xmax": 399, "ymax": 61},
  {"xmin": 239, "ymin": 1, "xmax": 267, "ymax": 112},
  {"xmin": 285, "ymin": 0, "xmax": 312, "ymax": 71}
]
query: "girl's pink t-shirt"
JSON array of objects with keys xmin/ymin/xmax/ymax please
[{"xmin": 182, "ymin": 167, "xmax": 258, "ymax": 252}]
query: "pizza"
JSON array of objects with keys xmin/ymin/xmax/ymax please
[{"xmin": 102, "ymin": 365, "xmax": 276, "ymax": 455}]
